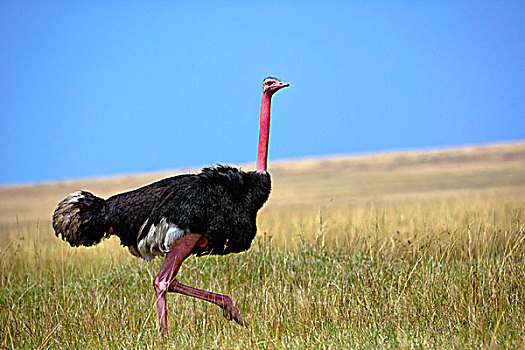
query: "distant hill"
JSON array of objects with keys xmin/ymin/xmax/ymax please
[{"xmin": 1, "ymin": 142, "xmax": 524, "ymax": 225}]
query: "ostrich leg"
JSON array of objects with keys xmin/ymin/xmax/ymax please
[
  {"xmin": 154, "ymin": 233, "xmax": 246, "ymax": 334},
  {"xmin": 168, "ymin": 278, "xmax": 246, "ymax": 326}
]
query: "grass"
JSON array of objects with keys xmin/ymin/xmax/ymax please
[
  {"xmin": 1, "ymin": 143, "xmax": 525, "ymax": 348},
  {"xmin": 1, "ymin": 197, "xmax": 524, "ymax": 349}
]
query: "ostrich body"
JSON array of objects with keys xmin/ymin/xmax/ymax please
[{"xmin": 52, "ymin": 77, "xmax": 289, "ymax": 332}]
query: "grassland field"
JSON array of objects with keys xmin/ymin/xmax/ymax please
[{"xmin": 1, "ymin": 142, "xmax": 524, "ymax": 349}]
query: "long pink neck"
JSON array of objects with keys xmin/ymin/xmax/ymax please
[{"xmin": 256, "ymin": 92, "xmax": 272, "ymax": 173}]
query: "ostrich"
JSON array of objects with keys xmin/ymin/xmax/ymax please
[{"xmin": 52, "ymin": 77, "xmax": 289, "ymax": 332}]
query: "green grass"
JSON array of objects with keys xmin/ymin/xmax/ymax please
[{"xmin": 1, "ymin": 196, "xmax": 524, "ymax": 349}]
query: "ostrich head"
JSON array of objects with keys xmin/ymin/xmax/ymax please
[{"xmin": 262, "ymin": 77, "xmax": 290, "ymax": 95}]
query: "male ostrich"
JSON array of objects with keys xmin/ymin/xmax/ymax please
[{"xmin": 52, "ymin": 77, "xmax": 289, "ymax": 332}]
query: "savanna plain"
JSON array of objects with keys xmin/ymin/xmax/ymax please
[{"xmin": 1, "ymin": 143, "xmax": 524, "ymax": 349}]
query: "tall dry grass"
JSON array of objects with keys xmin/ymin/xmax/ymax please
[{"xmin": 1, "ymin": 194, "xmax": 524, "ymax": 349}]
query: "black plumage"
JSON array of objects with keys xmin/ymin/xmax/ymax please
[{"xmin": 53, "ymin": 166, "xmax": 271, "ymax": 257}]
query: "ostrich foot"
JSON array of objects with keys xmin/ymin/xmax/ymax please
[{"xmin": 221, "ymin": 298, "xmax": 247, "ymax": 326}]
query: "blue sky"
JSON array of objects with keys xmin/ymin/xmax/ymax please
[{"xmin": 1, "ymin": 1, "xmax": 523, "ymax": 184}]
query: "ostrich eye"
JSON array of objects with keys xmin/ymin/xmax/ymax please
[{"xmin": 266, "ymin": 81, "xmax": 273, "ymax": 86}]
